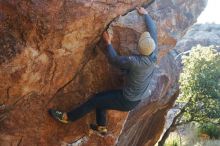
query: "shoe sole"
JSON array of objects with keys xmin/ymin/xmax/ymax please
[
  {"xmin": 89, "ymin": 129, "xmax": 107, "ymax": 137},
  {"xmin": 48, "ymin": 109, "xmax": 69, "ymax": 124},
  {"xmin": 90, "ymin": 124, "xmax": 107, "ymax": 136}
]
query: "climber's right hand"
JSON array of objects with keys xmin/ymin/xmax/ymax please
[
  {"xmin": 136, "ymin": 7, "xmax": 148, "ymax": 15},
  {"xmin": 103, "ymin": 31, "xmax": 112, "ymax": 45}
]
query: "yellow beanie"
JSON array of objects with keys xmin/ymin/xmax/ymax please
[{"xmin": 138, "ymin": 32, "xmax": 155, "ymax": 56}]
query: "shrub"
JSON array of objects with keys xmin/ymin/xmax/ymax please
[{"xmin": 178, "ymin": 45, "xmax": 220, "ymax": 124}]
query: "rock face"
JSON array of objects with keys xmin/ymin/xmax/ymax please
[
  {"xmin": 0, "ymin": 0, "xmax": 207, "ymax": 146},
  {"xmin": 175, "ymin": 23, "xmax": 220, "ymax": 52}
]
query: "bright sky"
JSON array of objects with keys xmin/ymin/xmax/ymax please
[{"xmin": 197, "ymin": 0, "xmax": 220, "ymax": 24}]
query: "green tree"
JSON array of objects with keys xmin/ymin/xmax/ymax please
[{"xmin": 158, "ymin": 45, "xmax": 220, "ymax": 146}]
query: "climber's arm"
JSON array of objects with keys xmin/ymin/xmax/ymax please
[
  {"xmin": 106, "ymin": 44, "xmax": 131, "ymax": 69},
  {"xmin": 136, "ymin": 7, "xmax": 158, "ymax": 46},
  {"xmin": 144, "ymin": 14, "xmax": 158, "ymax": 45},
  {"xmin": 103, "ymin": 31, "xmax": 133, "ymax": 69}
]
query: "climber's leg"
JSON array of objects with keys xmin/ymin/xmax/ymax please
[
  {"xmin": 89, "ymin": 90, "xmax": 140, "ymax": 135},
  {"xmin": 94, "ymin": 90, "xmax": 140, "ymax": 126},
  {"xmin": 96, "ymin": 108, "xmax": 106, "ymax": 126},
  {"xmin": 89, "ymin": 108, "xmax": 107, "ymax": 135},
  {"xmin": 67, "ymin": 89, "xmax": 140, "ymax": 122},
  {"xmin": 66, "ymin": 90, "xmax": 122, "ymax": 122}
]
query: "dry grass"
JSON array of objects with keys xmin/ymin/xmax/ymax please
[
  {"xmin": 164, "ymin": 132, "xmax": 181, "ymax": 146},
  {"xmin": 194, "ymin": 140, "xmax": 220, "ymax": 146},
  {"xmin": 163, "ymin": 124, "xmax": 220, "ymax": 146}
]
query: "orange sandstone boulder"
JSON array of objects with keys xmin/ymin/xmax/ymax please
[{"xmin": 0, "ymin": 0, "xmax": 207, "ymax": 145}]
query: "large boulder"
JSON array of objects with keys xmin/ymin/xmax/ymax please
[
  {"xmin": 0, "ymin": 0, "xmax": 207, "ymax": 145},
  {"xmin": 175, "ymin": 23, "xmax": 220, "ymax": 52}
]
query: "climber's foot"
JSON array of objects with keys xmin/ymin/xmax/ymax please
[
  {"xmin": 48, "ymin": 109, "xmax": 69, "ymax": 124},
  {"xmin": 90, "ymin": 124, "xmax": 108, "ymax": 136}
]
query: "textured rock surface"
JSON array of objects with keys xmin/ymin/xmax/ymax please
[
  {"xmin": 175, "ymin": 23, "xmax": 220, "ymax": 52},
  {"xmin": 0, "ymin": 0, "xmax": 207, "ymax": 146}
]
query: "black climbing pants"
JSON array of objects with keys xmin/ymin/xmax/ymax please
[{"xmin": 67, "ymin": 89, "xmax": 140, "ymax": 126}]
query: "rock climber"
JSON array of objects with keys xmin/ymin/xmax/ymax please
[{"xmin": 49, "ymin": 7, "xmax": 158, "ymax": 135}]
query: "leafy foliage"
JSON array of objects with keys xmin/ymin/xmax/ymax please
[
  {"xmin": 160, "ymin": 45, "xmax": 220, "ymax": 146},
  {"xmin": 178, "ymin": 45, "xmax": 220, "ymax": 124}
]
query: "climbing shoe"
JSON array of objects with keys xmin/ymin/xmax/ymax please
[
  {"xmin": 90, "ymin": 124, "xmax": 108, "ymax": 136},
  {"xmin": 48, "ymin": 109, "xmax": 69, "ymax": 124}
]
